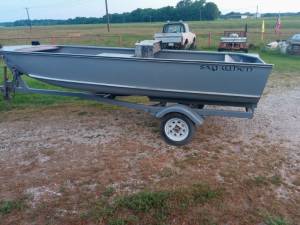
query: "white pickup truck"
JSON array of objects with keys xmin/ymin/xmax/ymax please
[{"xmin": 154, "ymin": 21, "xmax": 197, "ymax": 49}]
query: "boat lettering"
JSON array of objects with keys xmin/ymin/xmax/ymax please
[{"xmin": 200, "ymin": 65, "xmax": 253, "ymax": 72}]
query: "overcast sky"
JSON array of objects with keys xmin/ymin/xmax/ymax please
[{"xmin": 0, "ymin": 0, "xmax": 299, "ymax": 22}]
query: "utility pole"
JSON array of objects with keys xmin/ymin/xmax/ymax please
[
  {"xmin": 105, "ymin": 0, "xmax": 110, "ymax": 32},
  {"xmin": 25, "ymin": 7, "xmax": 32, "ymax": 32}
]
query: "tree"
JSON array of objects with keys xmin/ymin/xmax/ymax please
[
  {"xmin": 3, "ymin": 0, "xmax": 221, "ymax": 27},
  {"xmin": 203, "ymin": 2, "xmax": 220, "ymax": 20},
  {"xmin": 176, "ymin": 0, "xmax": 193, "ymax": 8}
]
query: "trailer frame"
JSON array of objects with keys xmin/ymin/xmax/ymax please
[{"xmin": 1, "ymin": 69, "xmax": 255, "ymax": 146}]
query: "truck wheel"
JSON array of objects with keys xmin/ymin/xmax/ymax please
[
  {"xmin": 160, "ymin": 113, "xmax": 196, "ymax": 146},
  {"xmin": 190, "ymin": 39, "xmax": 197, "ymax": 49},
  {"xmin": 181, "ymin": 40, "xmax": 188, "ymax": 50}
]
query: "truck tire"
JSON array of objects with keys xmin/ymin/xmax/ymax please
[
  {"xmin": 181, "ymin": 40, "xmax": 188, "ymax": 50},
  {"xmin": 160, "ymin": 113, "xmax": 196, "ymax": 146},
  {"xmin": 190, "ymin": 39, "xmax": 197, "ymax": 49}
]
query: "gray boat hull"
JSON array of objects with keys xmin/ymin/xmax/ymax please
[{"xmin": 1, "ymin": 45, "xmax": 273, "ymax": 106}]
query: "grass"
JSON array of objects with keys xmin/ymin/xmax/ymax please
[
  {"xmin": 0, "ymin": 199, "xmax": 26, "ymax": 216},
  {"xmin": 0, "ymin": 66, "xmax": 80, "ymax": 111},
  {"xmin": 246, "ymin": 175, "xmax": 283, "ymax": 187},
  {"xmin": 117, "ymin": 191, "xmax": 170, "ymax": 213},
  {"xmin": 83, "ymin": 183, "xmax": 222, "ymax": 225},
  {"xmin": 260, "ymin": 50, "xmax": 300, "ymax": 73},
  {"xmin": 265, "ymin": 216, "xmax": 291, "ymax": 225},
  {"xmin": 102, "ymin": 187, "xmax": 116, "ymax": 198},
  {"xmin": 108, "ymin": 218, "xmax": 128, "ymax": 225}
]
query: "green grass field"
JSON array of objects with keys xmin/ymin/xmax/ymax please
[{"xmin": 0, "ymin": 16, "xmax": 299, "ymax": 111}]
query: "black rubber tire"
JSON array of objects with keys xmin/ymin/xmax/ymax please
[
  {"xmin": 190, "ymin": 39, "xmax": 197, "ymax": 49},
  {"xmin": 160, "ymin": 113, "xmax": 196, "ymax": 146},
  {"xmin": 180, "ymin": 40, "xmax": 188, "ymax": 50}
]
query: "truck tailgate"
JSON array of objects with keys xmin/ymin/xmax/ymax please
[{"xmin": 154, "ymin": 33, "xmax": 182, "ymax": 43}]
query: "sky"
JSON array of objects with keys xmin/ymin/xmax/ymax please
[{"xmin": 0, "ymin": 0, "xmax": 299, "ymax": 22}]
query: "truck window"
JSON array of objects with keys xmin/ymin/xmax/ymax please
[{"xmin": 163, "ymin": 24, "xmax": 185, "ymax": 33}]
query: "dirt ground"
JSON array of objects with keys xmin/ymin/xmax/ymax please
[{"xmin": 0, "ymin": 73, "xmax": 299, "ymax": 225}]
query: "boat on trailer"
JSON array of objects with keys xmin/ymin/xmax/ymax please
[{"xmin": 0, "ymin": 41, "xmax": 273, "ymax": 145}]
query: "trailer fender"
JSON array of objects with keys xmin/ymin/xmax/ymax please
[{"xmin": 155, "ymin": 105, "xmax": 204, "ymax": 126}]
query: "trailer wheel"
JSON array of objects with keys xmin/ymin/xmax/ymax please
[{"xmin": 160, "ymin": 113, "xmax": 196, "ymax": 146}]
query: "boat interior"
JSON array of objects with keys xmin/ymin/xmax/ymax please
[{"xmin": 4, "ymin": 45, "xmax": 265, "ymax": 64}]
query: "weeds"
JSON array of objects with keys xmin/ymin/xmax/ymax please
[
  {"xmin": 117, "ymin": 191, "xmax": 170, "ymax": 213},
  {"xmin": 270, "ymin": 175, "xmax": 282, "ymax": 186},
  {"xmin": 108, "ymin": 218, "xmax": 127, "ymax": 225},
  {"xmin": 0, "ymin": 199, "xmax": 26, "ymax": 215},
  {"xmin": 253, "ymin": 176, "xmax": 270, "ymax": 186},
  {"xmin": 108, "ymin": 215, "xmax": 139, "ymax": 225},
  {"xmin": 102, "ymin": 187, "xmax": 116, "ymax": 198},
  {"xmin": 265, "ymin": 216, "xmax": 290, "ymax": 225},
  {"xmin": 83, "ymin": 183, "xmax": 222, "ymax": 225},
  {"xmin": 159, "ymin": 167, "xmax": 175, "ymax": 178},
  {"xmin": 246, "ymin": 175, "xmax": 283, "ymax": 187}
]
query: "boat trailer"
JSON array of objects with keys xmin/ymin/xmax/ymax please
[{"xmin": 1, "ymin": 69, "xmax": 255, "ymax": 146}]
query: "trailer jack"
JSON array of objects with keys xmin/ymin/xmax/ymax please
[{"xmin": 1, "ymin": 68, "xmax": 20, "ymax": 100}]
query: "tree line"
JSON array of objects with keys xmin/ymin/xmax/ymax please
[{"xmin": 0, "ymin": 0, "xmax": 220, "ymax": 27}]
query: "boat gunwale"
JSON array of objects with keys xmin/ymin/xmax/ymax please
[{"xmin": 1, "ymin": 45, "xmax": 274, "ymax": 68}]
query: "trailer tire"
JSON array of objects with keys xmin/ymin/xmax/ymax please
[{"xmin": 160, "ymin": 113, "xmax": 196, "ymax": 146}]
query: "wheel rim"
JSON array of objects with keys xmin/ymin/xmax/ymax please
[{"xmin": 164, "ymin": 118, "xmax": 189, "ymax": 142}]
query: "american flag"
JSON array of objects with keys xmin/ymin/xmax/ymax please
[{"xmin": 275, "ymin": 16, "xmax": 282, "ymax": 34}]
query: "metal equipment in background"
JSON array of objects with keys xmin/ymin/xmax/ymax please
[{"xmin": 218, "ymin": 31, "xmax": 249, "ymax": 53}]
